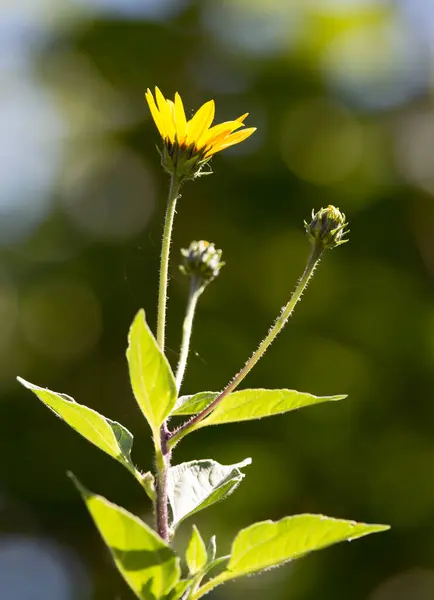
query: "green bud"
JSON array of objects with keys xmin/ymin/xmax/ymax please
[
  {"xmin": 305, "ymin": 205, "xmax": 349, "ymax": 250},
  {"xmin": 140, "ymin": 471, "xmax": 156, "ymax": 501},
  {"xmin": 180, "ymin": 241, "xmax": 224, "ymax": 288}
]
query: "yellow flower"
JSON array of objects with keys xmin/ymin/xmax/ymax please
[{"xmin": 145, "ymin": 87, "xmax": 256, "ymax": 179}]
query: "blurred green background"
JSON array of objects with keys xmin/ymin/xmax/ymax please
[{"xmin": 2, "ymin": 0, "xmax": 434, "ymax": 598}]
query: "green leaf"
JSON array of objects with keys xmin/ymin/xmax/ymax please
[
  {"xmin": 206, "ymin": 535, "xmax": 217, "ymax": 563},
  {"xmin": 195, "ymin": 389, "xmax": 346, "ymax": 428},
  {"xmin": 167, "ymin": 458, "xmax": 251, "ymax": 527},
  {"xmin": 17, "ymin": 377, "xmax": 134, "ymax": 470},
  {"xmin": 186, "ymin": 526, "xmax": 207, "ymax": 575},
  {"xmin": 71, "ymin": 475, "xmax": 180, "ymax": 599},
  {"xmin": 200, "ymin": 514, "xmax": 389, "ymax": 594},
  {"xmin": 126, "ymin": 310, "xmax": 177, "ymax": 442},
  {"xmin": 172, "ymin": 392, "xmax": 217, "ymax": 416}
]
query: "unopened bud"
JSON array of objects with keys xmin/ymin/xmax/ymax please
[
  {"xmin": 140, "ymin": 471, "xmax": 156, "ymax": 501},
  {"xmin": 305, "ymin": 205, "xmax": 349, "ymax": 250},
  {"xmin": 180, "ymin": 241, "xmax": 224, "ymax": 288}
]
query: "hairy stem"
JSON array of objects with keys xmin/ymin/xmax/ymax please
[
  {"xmin": 175, "ymin": 277, "xmax": 203, "ymax": 391},
  {"xmin": 155, "ymin": 425, "xmax": 171, "ymax": 542},
  {"xmin": 155, "ymin": 174, "xmax": 181, "ymax": 542},
  {"xmin": 169, "ymin": 244, "xmax": 323, "ymax": 447},
  {"xmin": 157, "ymin": 174, "xmax": 181, "ymax": 350}
]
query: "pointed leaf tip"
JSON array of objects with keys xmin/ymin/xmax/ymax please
[
  {"xmin": 227, "ymin": 514, "xmax": 390, "ymax": 579},
  {"xmin": 68, "ymin": 471, "xmax": 91, "ymax": 499},
  {"xmin": 17, "ymin": 377, "xmax": 135, "ymax": 470},
  {"xmin": 198, "ymin": 388, "xmax": 347, "ymax": 428}
]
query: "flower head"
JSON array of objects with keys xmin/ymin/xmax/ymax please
[
  {"xmin": 305, "ymin": 205, "xmax": 349, "ymax": 250},
  {"xmin": 145, "ymin": 87, "xmax": 256, "ymax": 180},
  {"xmin": 180, "ymin": 240, "xmax": 224, "ymax": 290}
]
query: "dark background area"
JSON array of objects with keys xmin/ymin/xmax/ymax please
[{"xmin": 2, "ymin": 0, "xmax": 434, "ymax": 598}]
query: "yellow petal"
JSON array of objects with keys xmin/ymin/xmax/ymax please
[
  {"xmin": 186, "ymin": 100, "xmax": 215, "ymax": 146},
  {"xmin": 174, "ymin": 92, "xmax": 187, "ymax": 144},
  {"xmin": 237, "ymin": 113, "xmax": 249, "ymax": 122},
  {"xmin": 200, "ymin": 120, "xmax": 245, "ymax": 149},
  {"xmin": 145, "ymin": 89, "xmax": 166, "ymax": 139},
  {"xmin": 167, "ymin": 99, "xmax": 175, "ymax": 116},
  {"xmin": 155, "ymin": 87, "xmax": 176, "ymax": 143},
  {"xmin": 205, "ymin": 127, "xmax": 256, "ymax": 157}
]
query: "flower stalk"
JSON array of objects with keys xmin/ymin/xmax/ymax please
[
  {"xmin": 175, "ymin": 277, "xmax": 202, "ymax": 391},
  {"xmin": 176, "ymin": 241, "xmax": 225, "ymax": 391},
  {"xmin": 168, "ymin": 205, "xmax": 348, "ymax": 447},
  {"xmin": 157, "ymin": 173, "xmax": 181, "ymax": 351},
  {"xmin": 168, "ymin": 243, "xmax": 324, "ymax": 448},
  {"xmin": 154, "ymin": 174, "xmax": 182, "ymax": 542}
]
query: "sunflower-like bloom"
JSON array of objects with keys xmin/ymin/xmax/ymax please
[{"xmin": 145, "ymin": 87, "xmax": 256, "ymax": 180}]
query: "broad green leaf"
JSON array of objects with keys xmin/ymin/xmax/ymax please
[
  {"xmin": 195, "ymin": 389, "xmax": 346, "ymax": 428},
  {"xmin": 17, "ymin": 377, "xmax": 134, "ymax": 469},
  {"xmin": 200, "ymin": 514, "xmax": 389, "ymax": 594},
  {"xmin": 72, "ymin": 475, "xmax": 180, "ymax": 599},
  {"xmin": 186, "ymin": 526, "xmax": 207, "ymax": 575},
  {"xmin": 167, "ymin": 458, "xmax": 251, "ymax": 527},
  {"xmin": 172, "ymin": 392, "xmax": 217, "ymax": 416},
  {"xmin": 126, "ymin": 310, "xmax": 177, "ymax": 441}
]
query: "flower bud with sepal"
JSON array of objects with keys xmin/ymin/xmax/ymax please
[
  {"xmin": 180, "ymin": 241, "xmax": 224, "ymax": 291},
  {"xmin": 305, "ymin": 205, "xmax": 349, "ymax": 250}
]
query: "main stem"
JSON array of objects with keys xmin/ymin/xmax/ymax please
[
  {"xmin": 169, "ymin": 244, "xmax": 323, "ymax": 447},
  {"xmin": 157, "ymin": 174, "xmax": 181, "ymax": 350},
  {"xmin": 155, "ymin": 173, "xmax": 181, "ymax": 542},
  {"xmin": 175, "ymin": 278, "xmax": 202, "ymax": 391},
  {"xmin": 155, "ymin": 431, "xmax": 171, "ymax": 542}
]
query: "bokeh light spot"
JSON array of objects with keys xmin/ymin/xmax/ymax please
[
  {"xmin": 21, "ymin": 278, "xmax": 102, "ymax": 362},
  {"xmin": 0, "ymin": 79, "xmax": 64, "ymax": 245},
  {"xmin": 369, "ymin": 568, "xmax": 434, "ymax": 600},
  {"xmin": 0, "ymin": 535, "xmax": 91, "ymax": 600},
  {"xmin": 396, "ymin": 107, "xmax": 434, "ymax": 196},
  {"xmin": 203, "ymin": 0, "xmax": 303, "ymax": 56},
  {"xmin": 321, "ymin": 16, "xmax": 429, "ymax": 110},
  {"xmin": 367, "ymin": 431, "xmax": 434, "ymax": 526},
  {"xmin": 281, "ymin": 98, "xmax": 364, "ymax": 185},
  {"xmin": 62, "ymin": 148, "xmax": 156, "ymax": 242}
]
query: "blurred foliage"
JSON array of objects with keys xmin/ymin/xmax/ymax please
[{"xmin": 3, "ymin": 0, "xmax": 434, "ymax": 598}]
